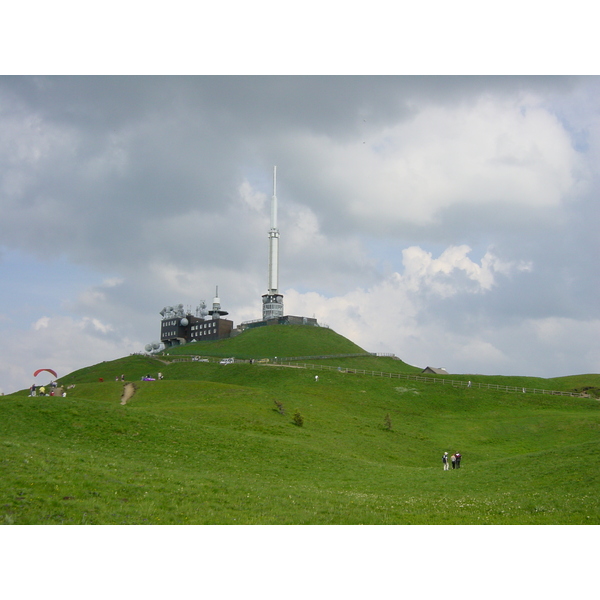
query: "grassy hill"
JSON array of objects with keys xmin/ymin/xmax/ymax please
[
  {"xmin": 163, "ymin": 323, "xmax": 369, "ymax": 359},
  {"xmin": 2, "ymin": 325, "xmax": 599, "ymax": 525}
]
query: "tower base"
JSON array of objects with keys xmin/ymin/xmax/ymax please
[{"xmin": 262, "ymin": 293, "xmax": 284, "ymax": 321}]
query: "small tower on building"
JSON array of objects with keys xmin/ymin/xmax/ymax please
[{"xmin": 209, "ymin": 286, "xmax": 229, "ymax": 319}]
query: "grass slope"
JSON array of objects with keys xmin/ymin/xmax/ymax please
[
  {"xmin": 2, "ymin": 326, "xmax": 599, "ymax": 524},
  {"xmin": 164, "ymin": 324, "xmax": 368, "ymax": 359}
]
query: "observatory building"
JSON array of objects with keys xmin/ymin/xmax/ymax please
[{"xmin": 159, "ymin": 288, "xmax": 234, "ymax": 348}]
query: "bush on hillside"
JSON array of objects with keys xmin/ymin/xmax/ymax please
[{"xmin": 384, "ymin": 413, "xmax": 392, "ymax": 431}]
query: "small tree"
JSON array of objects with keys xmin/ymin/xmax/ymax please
[
  {"xmin": 292, "ymin": 410, "xmax": 304, "ymax": 427},
  {"xmin": 274, "ymin": 400, "xmax": 285, "ymax": 415},
  {"xmin": 384, "ymin": 413, "xmax": 392, "ymax": 431}
]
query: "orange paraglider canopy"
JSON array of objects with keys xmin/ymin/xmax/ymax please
[{"xmin": 34, "ymin": 368, "xmax": 58, "ymax": 378}]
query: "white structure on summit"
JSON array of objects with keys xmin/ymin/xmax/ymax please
[{"xmin": 262, "ymin": 165, "xmax": 284, "ymax": 320}]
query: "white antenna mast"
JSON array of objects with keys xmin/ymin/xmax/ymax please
[
  {"xmin": 268, "ymin": 166, "xmax": 279, "ymax": 294},
  {"xmin": 262, "ymin": 165, "xmax": 284, "ymax": 320}
]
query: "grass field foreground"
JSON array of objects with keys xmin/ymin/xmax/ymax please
[{"xmin": 2, "ymin": 326, "xmax": 599, "ymax": 524}]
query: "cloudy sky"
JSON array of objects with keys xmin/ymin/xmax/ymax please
[{"xmin": 1, "ymin": 75, "xmax": 599, "ymax": 393}]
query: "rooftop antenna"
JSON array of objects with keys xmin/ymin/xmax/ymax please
[{"xmin": 209, "ymin": 285, "xmax": 229, "ymax": 320}]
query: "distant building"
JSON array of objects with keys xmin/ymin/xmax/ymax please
[
  {"xmin": 159, "ymin": 290, "xmax": 233, "ymax": 348},
  {"xmin": 161, "ymin": 314, "xmax": 234, "ymax": 347},
  {"xmin": 422, "ymin": 367, "xmax": 449, "ymax": 375}
]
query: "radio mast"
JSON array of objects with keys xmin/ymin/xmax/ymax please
[{"xmin": 262, "ymin": 166, "xmax": 284, "ymax": 320}]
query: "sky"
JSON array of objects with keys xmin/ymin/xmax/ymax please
[{"xmin": 1, "ymin": 75, "xmax": 599, "ymax": 392}]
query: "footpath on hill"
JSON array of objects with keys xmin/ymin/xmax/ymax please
[{"xmin": 120, "ymin": 383, "xmax": 136, "ymax": 405}]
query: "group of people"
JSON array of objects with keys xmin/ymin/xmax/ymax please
[
  {"xmin": 29, "ymin": 381, "xmax": 56, "ymax": 396},
  {"xmin": 28, "ymin": 381, "xmax": 66, "ymax": 397},
  {"xmin": 442, "ymin": 451, "xmax": 462, "ymax": 470}
]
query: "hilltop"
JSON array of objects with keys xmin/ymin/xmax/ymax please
[
  {"xmin": 1, "ymin": 324, "xmax": 599, "ymax": 525},
  {"xmin": 163, "ymin": 323, "xmax": 370, "ymax": 360}
]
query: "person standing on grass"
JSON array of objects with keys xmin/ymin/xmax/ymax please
[
  {"xmin": 451, "ymin": 454, "xmax": 456, "ymax": 469},
  {"xmin": 455, "ymin": 452, "xmax": 461, "ymax": 468},
  {"xmin": 443, "ymin": 452, "xmax": 449, "ymax": 470}
]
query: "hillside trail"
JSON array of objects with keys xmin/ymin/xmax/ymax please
[{"xmin": 120, "ymin": 383, "xmax": 136, "ymax": 405}]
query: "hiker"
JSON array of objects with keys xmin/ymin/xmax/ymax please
[
  {"xmin": 467, "ymin": 380, "xmax": 472, "ymax": 388},
  {"xmin": 443, "ymin": 452, "xmax": 449, "ymax": 471},
  {"xmin": 121, "ymin": 374, "xmax": 125, "ymax": 381},
  {"xmin": 29, "ymin": 384, "xmax": 36, "ymax": 397},
  {"xmin": 315, "ymin": 375, "xmax": 319, "ymax": 382},
  {"xmin": 455, "ymin": 453, "xmax": 462, "ymax": 468},
  {"xmin": 451, "ymin": 454, "xmax": 456, "ymax": 469},
  {"xmin": 39, "ymin": 386, "xmax": 46, "ymax": 396}
]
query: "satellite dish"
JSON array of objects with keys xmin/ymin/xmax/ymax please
[
  {"xmin": 152, "ymin": 342, "xmax": 160, "ymax": 350},
  {"xmin": 160, "ymin": 308, "xmax": 166, "ymax": 317},
  {"xmin": 145, "ymin": 344, "xmax": 152, "ymax": 352},
  {"xmin": 180, "ymin": 318, "xmax": 189, "ymax": 326}
]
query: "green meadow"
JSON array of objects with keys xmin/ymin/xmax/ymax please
[{"xmin": 1, "ymin": 325, "xmax": 599, "ymax": 525}]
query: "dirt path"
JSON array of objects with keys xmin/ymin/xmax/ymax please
[{"xmin": 120, "ymin": 382, "xmax": 137, "ymax": 405}]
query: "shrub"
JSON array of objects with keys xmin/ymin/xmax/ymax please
[
  {"xmin": 274, "ymin": 400, "xmax": 285, "ymax": 415},
  {"xmin": 292, "ymin": 410, "xmax": 304, "ymax": 427},
  {"xmin": 384, "ymin": 413, "xmax": 392, "ymax": 431}
]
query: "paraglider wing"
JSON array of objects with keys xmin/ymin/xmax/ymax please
[{"xmin": 34, "ymin": 368, "xmax": 58, "ymax": 378}]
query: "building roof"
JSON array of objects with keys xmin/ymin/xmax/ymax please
[{"xmin": 422, "ymin": 367, "xmax": 449, "ymax": 375}]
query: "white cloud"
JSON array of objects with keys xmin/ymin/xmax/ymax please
[
  {"xmin": 238, "ymin": 179, "xmax": 267, "ymax": 212},
  {"xmin": 33, "ymin": 316, "xmax": 50, "ymax": 330},
  {"xmin": 85, "ymin": 317, "xmax": 114, "ymax": 334},
  {"xmin": 292, "ymin": 94, "xmax": 580, "ymax": 234},
  {"xmin": 400, "ymin": 245, "xmax": 532, "ymax": 295}
]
